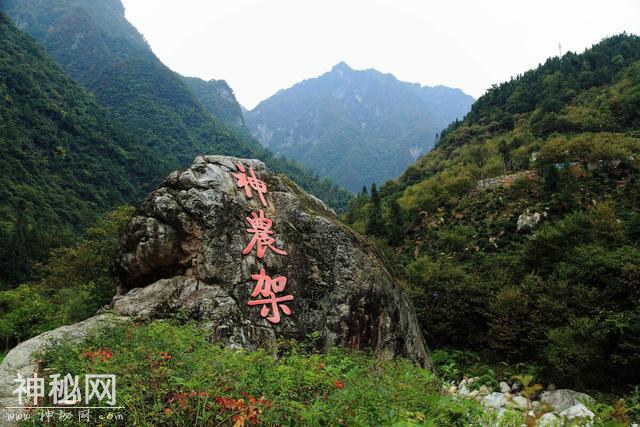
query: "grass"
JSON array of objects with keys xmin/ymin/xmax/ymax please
[{"xmin": 24, "ymin": 320, "xmax": 635, "ymax": 426}]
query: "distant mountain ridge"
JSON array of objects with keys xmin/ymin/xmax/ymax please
[
  {"xmin": 2, "ymin": 0, "xmax": 352, "ymax": 205},
  {"xmin": 0, "ymin": 0, "xmax": 353, "ymax": 285},
  {"xmin": 0, "ymin": 12, "xmax": 156, "ymax": 284},
  {"xmin": 180, "ymin": 76, "xmax": 246, "ymax": 131},
  {"xmin": 246, "ymin": 62, "xmax": 474, "ymax": 191}
]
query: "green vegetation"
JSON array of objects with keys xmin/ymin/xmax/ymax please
[
  {"xmin": 0, "ymin": 5, "xmax": 350, "ymax": 286},
  {"xmin": 2, "ymin": 0, "xmax": 351, "ymax": 213},
  {"xmin": 181, "ymin": 76, "xmax": 247, "ymax": 132},
  {"xmin": 0, "ymin": 12, "xmax": 156, "ymax": 286},
  {"xmin": 28, "ymin": 321, "xmax": 636, "ymax": 426},
  {"xmin": 0, "ymin": 206, "xmax": 133, "ymax": 351},
  {"xmin": 346, "ymin": 34, "xmax": 640, "ymax": 392}
]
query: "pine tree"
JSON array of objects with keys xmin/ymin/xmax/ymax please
[{"xmin": 366, "ymin": 183, "xmax": 385, "ymax": 236}]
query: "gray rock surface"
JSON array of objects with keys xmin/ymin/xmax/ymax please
[
  {"xmin": 111, "ymin": 155, "xmax": 433, "ymax": 369},
  {"xmin": 482, "ymin": 392, "xmax": 507, "ymax": 409},
  {"xmin": 560, "ymin": 402, "xmax": 595, "ymax": 419},
  {"xmin": 539, "ymin": 389, "xmax": 595, "ymax": 412},
  {"xmin": 516, "ymin": 209, "xmax": 542, "ymax": 232},
  {"xmin": 0, "ymin": 315, "xmax": 128, "ymax": 426}
]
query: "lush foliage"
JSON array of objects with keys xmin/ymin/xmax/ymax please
[
  {"xmin": 0, "ymin": 206, "xmax": 133, "ymax": 351},
  {"xmin": 2, "ymin": 0, "xmax": 351, "ymax": 212},
  {"xmin": 36, "ymin": 321, "xmax": 454, "ymax": 426},
  {"xmin": 180, "ymin": 76, "xmax": 247, "ymax": 132},
  {"xmin": 246, "ymin": 62, "xmax": 474, "ymax": 191},
  {"xmin": 0, "ymin": 5, "xmax": 351, "ymax": 285},
  {"xmin": 346, "ymin": 34, "xmax": 640, "ymax": 392},
  {"xmin": 0, "ymin": 12, "xmax": 156, "ymax": 286}
]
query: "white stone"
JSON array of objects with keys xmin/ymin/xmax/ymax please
[
  {"xmin": 482, "ymin": 392, "xmax": 507, "ymax": 409},
  {"xmin": 499, "ymin": 381, "xmax": 511, "ymax": 393},
  {"xmin": 511, "ymin": 395, "xmax": 529, "ymax": 409},
  {"xmin": 560, "ymin": 403, "xmax": 595, "ymax": 419},
  {"xmin": 540, "ymin": 389, "xmax": 595, "ymax": 412},
  {"xmin": 459, "ymin": 383, "xmax": 470, "ymax": 396},
  {"xmin": 537, "ymin": 412, "xmax": 562, "ymax": 427}
]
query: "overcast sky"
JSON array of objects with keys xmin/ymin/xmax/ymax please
[{"xmin": 121, "ymin": 0, "xmax": 640, "ymax": 110}]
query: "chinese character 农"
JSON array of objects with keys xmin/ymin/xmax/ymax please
[
  {"xmin": 232, "ymin": 163, "xmax": 268, "ymax": 207},
  {"xmin": 242, "ymin": 210, "xmax": 288, "ymax": 258},
  {"xmin": 49, "ymin": 374, "xmax": 81, "ymax": 405},
  {"xmin": 247, "ymin": 268, "xmax": 294, "ymax": 324},
  {"xmin": 12, "ymin": 372, "xmax": 45, "ymax": 406},
  {"xmin": 85, "ymin": 374, "xmax": 116, "ymax": 406}
]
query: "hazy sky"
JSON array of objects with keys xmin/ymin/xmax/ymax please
[{"xmin": 121, "ymin": 0, "xmax": 640, "ymax": 110}]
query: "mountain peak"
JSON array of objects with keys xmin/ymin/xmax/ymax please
[{"xmin": 331, "ymin": 61, "xmax": 353, "ymax": 72}]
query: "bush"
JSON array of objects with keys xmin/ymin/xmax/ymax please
[{"xmin": 37, "ymin": 321, "xmax": 497, "ymax": 426}]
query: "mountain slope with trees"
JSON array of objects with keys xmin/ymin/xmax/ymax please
[
  {"xmin": 346, "ymin": 33, "xmax": 640, "ymax": 391},
  {"xmin": 0, "ymin": 12, "xmax": 156, "ymax": 286},
  {"xmin": 246, "ymin": 62, "xmax": 474, "ymax": 191},
  {"xmin": 2, "ymin": 0, "xmax": 351, "ymax": 209},
  {"xmin": 180, "ymin": 75, "xmax": 246, "ymax": 132}
]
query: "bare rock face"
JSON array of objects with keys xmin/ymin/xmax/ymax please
[{"xmin": 111, "ymin": 155, "xmax": 432, "ymax": 369}]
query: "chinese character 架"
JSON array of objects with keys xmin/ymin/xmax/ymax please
[
  {"xmin": 232, "ymin": 163, "xmax": 268, "ymax": 207},
  {"xmin": 247, "ymin": 268, "xmax": 293, "ymax": 324},
  {"xmin": 243, "ymin": 210, "xmax": 288, "ymax": 259}
]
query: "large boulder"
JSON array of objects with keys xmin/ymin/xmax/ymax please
[
  {"xmin": 539, "ymin": 389, "xmax": 595, "ymax": 412},
  {"xmin": 111, "ymin": 155, "xmax": 432, "ymax": 369}
]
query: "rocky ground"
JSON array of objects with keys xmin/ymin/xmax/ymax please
[{"xmin": 444, "ymin": 377, "xmax": 624, "ymax": 425}]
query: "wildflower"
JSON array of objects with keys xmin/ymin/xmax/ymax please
[
  {"xmin": 81, "ymin": 348, "xmax": 113, "ymax": 362},
  {"xmin": 335, "ymin": 380, "xmax": 345, "ymax": 389}
]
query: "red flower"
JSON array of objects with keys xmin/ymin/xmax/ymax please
[
  {"xmin": 335, "ymin": 380, "xmax": 345, "ymax": 389},
  {"xmin": 165, "ymin": 408, "xmax": 172, "ymax": 416},
  {"xmin": 158, "ymin": 351, "xmax": 172, "ymax": 361},
  {"xmin": 81, "ymin": 348, "xmax": 113, "ymax": 362}
]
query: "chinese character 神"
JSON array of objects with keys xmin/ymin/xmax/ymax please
[
  {"xmin": 232, "ymin": 163, "xmax": 268, "ymax": 207},
  {"xmin": 247, "ymin": 268, "xmax": 293, "ymax": 324},
  {"xmin": 85, "ymin": 374, "xmax": 116, "ymax": 406},
  {"xmin": 12, "ymin": 372, "xmax": 45, "ymax": 405},
  {"xmin": 242, "ymin": 210, "xmax": 288, "ymax": 258},
  {"xmin": 49, "ymin": 373, "xmax": 81, "ymax": 405}
]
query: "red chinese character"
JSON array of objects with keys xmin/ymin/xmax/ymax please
[
  {"xmin": 232, "ymin": 163, "xmax": 268, "ymax": 207},
  {"xmin": 247, "ymin": 268, "xmax": 293, "ymax": 324},
  {"xmin": 242, "ymin": 210, "xmax": 288, "ymax": 258}
]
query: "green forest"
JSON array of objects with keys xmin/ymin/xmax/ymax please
[
  {"xmin": 0, "ymin": 0, "xmax": 639, "ymax": 424},
  {"xmin": 0, "ymin": 8, "xmax": 350, "ymax": 288},
  {"xmin": 347, "ymin": 33, "xmax": 640, "ymax": 391}
]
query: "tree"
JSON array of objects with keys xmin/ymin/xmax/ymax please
[
  {"xmin": 387, "ymin": 199, "xmax": 404, "ymax": 245},
  {"xmin": 470, "ymin": 144, "xmax": 488, "ymax": 172},
  {"xmin": 366, "ymin": 183, "xmax": 385, "ymax": 236},
  {"xmin": 498, "ymin": 139, "xmax": 512, "ymax": 172}
]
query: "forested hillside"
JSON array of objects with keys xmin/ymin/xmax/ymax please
[
  {"xmin": 246, "ymin": 62, "xmax": 474, "ymax": 191},
  {"xmin": 2, "ymin": 0, "xmax": 350, "ymax": 207},
  {"xmin": 0, "ymin": 1, "xmax": 351, "ymax": 286},
  {"xmin": 347, "ymin": 33, "xmax": 640, "ymax": 390},
  {"xmin": 181, "ymin": 76, "xmax": 246, "ymax": 131},
  {"xmin": 0, "ymin": 13, "xmax": 155, "ymax": 286}
]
